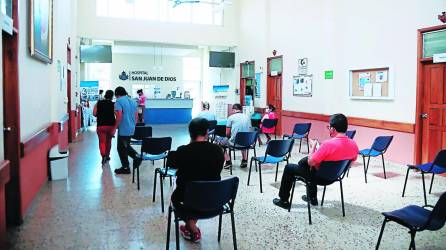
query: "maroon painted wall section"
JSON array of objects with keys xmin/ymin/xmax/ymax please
[
  {"xmin": 19, "ymin": 118, "xmax": 69, "ymax": 216},
  {"xmin": 282, "ymin": 115, "xmax": 415, "ymax": 165}
]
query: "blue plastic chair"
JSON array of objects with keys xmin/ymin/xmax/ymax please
[
  {"xmin": 260, "ymin": 118, "xmax": 278, "ymax": 140},
  {"xmin": 211, "ymin": 124, "xmax": 227, "ymax": 143},
  {"xmin": 376, "ymin": 192, "xmax": 446, "ymax": 250},
  {"xmin": 402, "ymin": 150, "xmax": 446, "ymax": 207},
  {"xmin": 358, "ymin": 136, "xmax": 393, "ymax": 183},
  {"xmin": 283, "ymin": 123, "xmax": 312, "ymax": 153},
  {"xmin": 153, "ymin": 149, "xmax": 178, "ymax": 213},
  {"xmin": 346, "ymin": 130, "xmax": 356, "ymax": 139},
  {"xmin": 207, "ymin": 120, "xmax": 218, "ymax": 140},
  {"xmin": 133, "ymin": 137, "xmax": 172, "ymax": 192},
  {"xmin": 226, "ymin": 131, "xmax": 258, "ymax": 175},
  {"xmin": 130, "ymin": 125, "xmax": 152, "ymax": 145},
  {"xmin": 166, "ymin": 177, "xmax": 239, "ymax": 250},
  {"xmin": 248, "ymin": 139, "xmax": 294, "ymax": 193},
  {"xmin": 289, "ymin": 160, "xmax": 352, "ymax": 224}
]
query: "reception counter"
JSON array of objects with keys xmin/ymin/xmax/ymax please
[{"xmin": 145, "ymin": 99, "xmax": 193, "ymax": 124}]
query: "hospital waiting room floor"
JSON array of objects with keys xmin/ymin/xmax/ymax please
[{"xmin": 6, "ymin": 125, "xmax": 446, "ymax": 249}]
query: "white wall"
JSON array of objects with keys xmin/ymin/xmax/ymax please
[
  {"xmin": 19, "ymin": 0, "xmax": 78, "ymax": 140},
  {"xmin": 77, "ymin": 0, "xmax": 240, "ymax": 47},
  {"xmin": 238, "ymin": 0, "xmax": 446, "ymax": 123}
]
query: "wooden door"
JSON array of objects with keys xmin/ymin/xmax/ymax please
[
  {"xmin": 267, "ymin": 56, "xmax": 283, "ymax": 135},
  {"xmin": 421, "ymin": 63, "xmax": 446, "ymax": 162},
  {"xmin": 67, "ymin": 45, "xmax": 73, "ymax": 142}
]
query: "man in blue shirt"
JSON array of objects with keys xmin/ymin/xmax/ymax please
[{"xmin": 113, "ymin": 86, "xmax": 142, "ymax": 174}]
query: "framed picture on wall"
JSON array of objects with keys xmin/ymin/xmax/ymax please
[
  {"xmin": 1, "ymin": 0, "xmax": 13, "ymax": 34},
  {"xmin": 29, "ymin": 0, "xmax": 53, "ymax": 63}
]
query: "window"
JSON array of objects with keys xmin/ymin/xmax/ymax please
[{"xmin": 96, "ymin": 0, "xmax": 224, "ymax": 26}]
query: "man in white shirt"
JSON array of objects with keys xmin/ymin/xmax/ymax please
[{"xmin": 224, "ymin": 103, "xmax": 251, "ymax": 168}]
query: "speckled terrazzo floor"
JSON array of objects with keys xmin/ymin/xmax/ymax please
[{"xmin": 6, "ymin": 125, "xmax": 446, "ymax": 249}]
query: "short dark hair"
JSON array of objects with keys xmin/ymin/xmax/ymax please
[
  {"xmin": 202, "ymin": 101, "xmax": 210, "ymax": 110},
  {"xmin": 137, "ymin": 89, "xmax": 143, "ymax": 94},
  {"xmin": 99, "ymin": 89, "xmax": 104, "ymax": 94},
  {"xmin": 189, "ymin": 118, "xmax": 209, "ymax": 140},
  {"xmin": 232, "ymin": 103, "xmax": 242, "ymax": 111},
  {"xmin": 267, "ymin": 104, "xmax": 276, "ymax": 111},
  {"xmin": 329, "ymin": 113, "xmax": 348, "ymax": 133},
  {"xmin": 114, "ymin": 86, "xmax": 127, "ymax": 97},
  {"xmin": 104, "ymin": 90, "xmax": 114, "ymax": 100}
]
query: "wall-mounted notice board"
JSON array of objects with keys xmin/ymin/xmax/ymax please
[{"xmin": 349, "ymin": 67, "xmax": 393, "ymax": 100}]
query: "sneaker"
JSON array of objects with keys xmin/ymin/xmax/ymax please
[
  {"xmin": 133, "ymin": 157, "xmax": 143, "ymax": 169},
  {"xmin": 240, "ymin": 160, "xmax": 248, "ymax": 168},
  {"xmin": 301, "ymin": 195, "xmax": 318, "ymax": 206},
  {"xmin": 224, "ymin": 161, "xmax": 232, "ymax": 169},
  {"xmin": 191, "ymin": 228, "xmax": 201, "ymax": 243},
  {"xmin": 273, "ymin": 198, "xmax": 291, "ymax": 209},
  {"xmin": 114, "ymin": 167, "xmax": 131, "ymax": 174},
  {"xmin": 179, "ymin": 225, "xmax": 192, "ymax": 240}
]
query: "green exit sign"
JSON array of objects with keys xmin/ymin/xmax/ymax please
[{"xmin": 325, "ymin": 70, "xmax": 333, "ymax": 79}]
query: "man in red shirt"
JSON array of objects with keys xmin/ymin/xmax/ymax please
[{"xmin": 273, "ymin": 113, "xmax": 358, "ymax": 209}]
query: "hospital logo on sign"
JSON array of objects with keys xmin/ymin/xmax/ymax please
[{"xmin": 119, "ymin": 71, "xmax": 129, "ymax": 81}]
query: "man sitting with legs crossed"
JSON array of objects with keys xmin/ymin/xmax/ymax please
[{"xmin": 273, "ymin": 113, "xmax": 358, "ymax": 209}]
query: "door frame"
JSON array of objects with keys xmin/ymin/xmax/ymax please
[
  {"xmin": 239, "ymin": 60, "xmax": 255, "ymax": 106},
  {"xmin": 67, "ymin": 44, "xmax": 72, "ymax": 142},
  {"xmin": 2, "ymin": 0, "xmax": 22, "ymax": 225},
  {"xmin": 266, "ymin": 55, "xmax": 283, "ymax": 135},
  {"xmin": 414, "ymin": 23, "xmax": 446, "ymax": 164}
]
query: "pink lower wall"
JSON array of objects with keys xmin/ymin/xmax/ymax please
[{"xmin": 282, "ymin": 116, "xmax": 415, "ymax": 165}]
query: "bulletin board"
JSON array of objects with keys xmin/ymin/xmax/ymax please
[{"xmin": 349, "ymin": 67, "xmax": 393, "ymax": 100}]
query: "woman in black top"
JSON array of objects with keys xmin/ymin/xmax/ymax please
[{"xmin": 93, "ymin": 90, "xmax": 116, "ymax": 165}]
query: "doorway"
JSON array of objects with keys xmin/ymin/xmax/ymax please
[
  {"xmin": 2, "ymin": 0, "xmax": 22, "ymax": 225},
  {"xmin": 267, "ymin": 56, "xmax": 283, "ymax": 135},
  {"xmin": 415, "ymin": 24, "xmax": 446, "ymax": 164},
  {"xmin": 240, "ymin": 61, "xmax": 255, "ymax": 106}
]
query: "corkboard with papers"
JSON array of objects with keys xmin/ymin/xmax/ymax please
[{"xmin": 349, "ymin": 67, "xmax": 392, "ymax": 100}]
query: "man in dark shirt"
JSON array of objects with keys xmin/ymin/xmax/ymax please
[{"xmin": 171, "ymin": 118, "xmax": 224, "ymax": 243}]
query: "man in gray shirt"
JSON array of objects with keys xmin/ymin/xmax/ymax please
[{"xmin": 224, "ymin": 103, "xmax": 251, "ymax": 168}]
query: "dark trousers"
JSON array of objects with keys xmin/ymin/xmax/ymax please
[
  {"xmin": 279, "ymin": 156, "xmax": 317, "ymax": 201},
  {"xmin": 117, "ymin": 135, "xmax": 138, "ymax": 168}
]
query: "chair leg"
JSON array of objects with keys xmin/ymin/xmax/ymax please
[
  {"xmin": 248, "ymin": 158, "xmax": 253, "ymax": 185},
  {"xmin": 230, "ymin": 210, "xmax": 238, "ymax": 250},
  {"xmin": 275, "ymin": 163, "xmax": 279, "ymax": 182},
  {"xmin": 375, "ymin": 218, "xmax": 388, "ymax": 250},
  {"xmin": 429, "ymin": 174, "xmax": 435, "ymax": 194},
  {"xmin": 152, "ymin": 160, "xmax": 155, "ymax": 166},
  {"xmin": 346, "ymin": 167, "xmax": 350, "ymax": 177},
  {"xmin": 299, "ymin": 139, "xmax": 302, "ymax": 152},
  {"xmin": 170, "ymin": 176, "xmax": 173, "ymax": 187},
  {"xmin": 340, "ymin": 180, "xmax": 345, "ymax": 217},
  {"xmin": 132, "ymin": 166, "xmax": 135, "ymax": 183},
  {"xmin": 166, "ymin": 207, "xmax": 172, "ymax": 250},
  {"xmin": 321, "ymin": 186, "xmax": 327, "ymax": 206},
  {"xmin": 174, "ymin": 216, "xmax": 180, "ymax": 250},
  {"xmin": 137, "ymin": 166, "xmax": 140, "ymax": 190},
  {"xmin": 409, "ymin": 231, "xmax": 416, "ymax": 250},
  {"xmin": 381, "ymin": 154, "xmax": 387, "ymax": 179},
  {"xmin": 218, "ymin": 214, "xmax": 223, "ymax": 242},
  {"xmin": 153, "ymin": 170, "xmax": 158, "ymax": 202},
  {"xmin": 306, "ymin": 136, "xmax": 310, "ymax": 153},
  {"xmin": 421, "ymin": 172, "xmax": 427, "ymax": 207},
  {"xmin": 230, "ymin": 161, "xmax": 233, "ymax": 175},
  {"xmin": 258, "ymin": 162, "xmax": 263, "ymax": 193},
  {"xmin": 160, "ymin": 174, "xmax": 165, "ymax": 213},
  {"xmin": 306, "ymin": 185, "xmax": 312, "ymax": 225},
  {"xmin": 362, "ymin": 155, "xmax": 368, "ymax": 183},
  {"xmin": 289, "ymin": 180, "xmax": 296, "ymax": 212},
  {"xmin": 254, "ymin": 147, "xmax": 258, "ymax": 172},
  {"xmin": 402, "ymin": 167, "xmax": 410, "ymax": 197}
]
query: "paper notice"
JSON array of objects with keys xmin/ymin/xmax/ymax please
[
  {"xmin": 372, "ymin": 83, "xmax": 382, "ymax": 97},
  {"xmin": 359, "ymin": 72, "xmax": 371, "ymax": 90},
  {"xmin": 376, "ymin": 71, "xmax": 388, "ymax": 83},
  {"xmin": 364, "ymin": 83, "xmax": 373, "ymax": 97}
]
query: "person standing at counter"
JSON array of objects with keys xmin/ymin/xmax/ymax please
[
  {"xmin": 113, "ymin": 86, "xmax": 142, "ymax": 174},
  {"xmin": 137, "ymin": 89, "xmax": 146, "ymax": 123},
  {"xmin": 196, "ymin": 101, "xmax": 216, "ymax": 121},
  {"xmin": 93, "ymin": 90, "xmax": 116, "ymax": 165}
]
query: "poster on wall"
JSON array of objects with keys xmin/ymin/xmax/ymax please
[
  {"xmin": 1, "ymin": 0, "xmax": 13, "ymax": 35},
  {"xmin": 213, "ymin": 85, "xmax": 230, "ymax": 120},
  {"xmin": 30, "ymin": 0, "xmax": 53, "ymax": 63},
  {"xmin": 358, "ymin": 72, "xmax": 371, "ymax": 90},
  {"xmin": 80, "ymin": 81, "xmax": 99, "ymax": 102},
  {"xmin": 293, "ymin": 75, "xmax": 312, "ymax": 97},
  {"xmin": 255, "ymin": 72, "xmax": 262, "ymax": 98},
  {"xmin": 298, "ymin": 58, "xmax": 308, "ymax": 75}
]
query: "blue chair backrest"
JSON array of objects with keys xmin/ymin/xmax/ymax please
[
  {"xmin": 208, "ymin": 120, "xmax": 217, "ymax": 131},
  {"xmin": 133, "ymin": 125, "xmax": 152, "ymax": 140},
  {"xmin": 432, "ymin": 150, "xmax": 446, "ymax": 170},
  {"xmin": 251, "ymin": 119, "xmax": 261, "ymax": 129},
  {"xmin": 141, "ymin": 137, "xmax": 172, "ymax": 155},
  {"xmin": 183, "ymin": 177, "xmax": 239, "ymax": 212},
  {"xmin": 234, "ymin": 131, "xmax": 258, "ymax": 147},
  {"xmin": 266, "ymin": 139, "xmax": 294, "ymax": 158},
  {"xmin": 262, "ymin": 119, "xmax": 277, "ymax": 129},
  {"xmin": 425, "ymin": 192, "xmax": 446, "ymax": 231},
  {"xmin": 371, "ymin": 136, "xmax": 393, "ymax": 152},
  {"xmin": 293, "ymin": 123, "xmax": 311, "ymax": 136},
  {"xmin": 346, "ymin": 130, "xmax": 356, "ymax": 139},
  {"xmin": 314, "ymin": 160, "xmax": 352, "ymax": 183},
  {"xmin": 214, "ymin": 125, "xmax": 227, "ymax": 137}
]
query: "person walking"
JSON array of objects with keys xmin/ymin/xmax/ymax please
[
  {"xmin": 113, "ymin": 86, "xmax": 142, "ymax": 174},
  {"xmin": 93, "ymin": 90, "xmax": 116, "ymax": 165}
]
